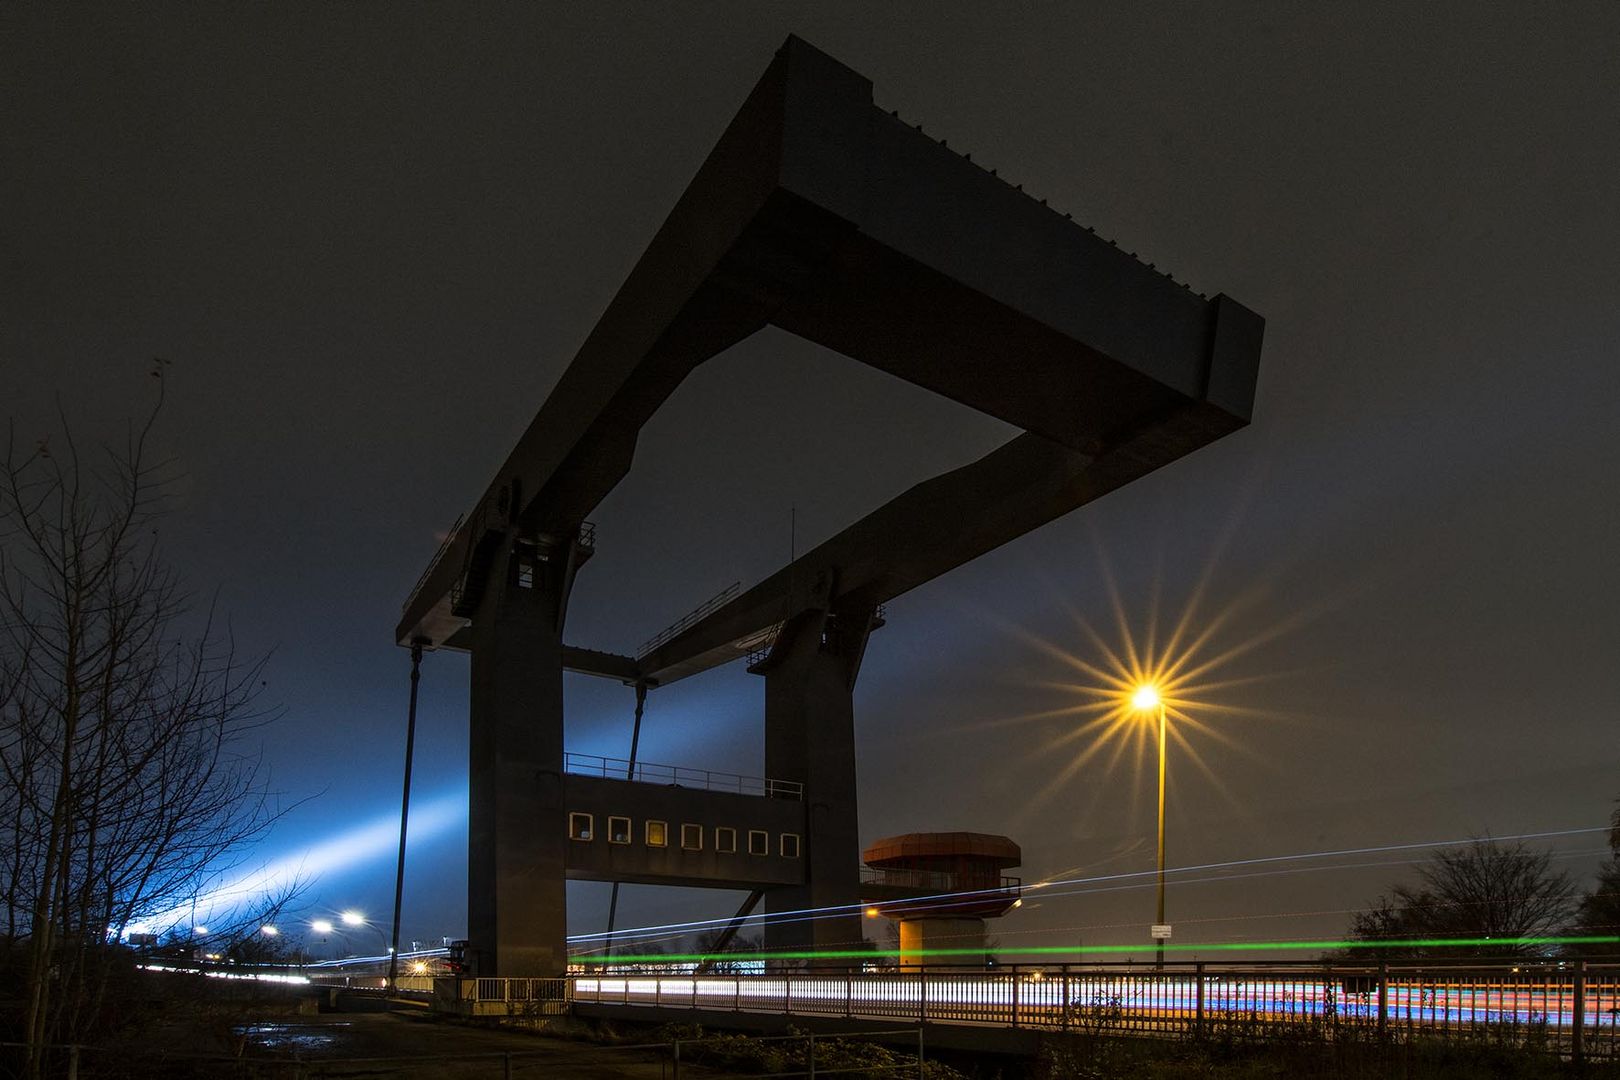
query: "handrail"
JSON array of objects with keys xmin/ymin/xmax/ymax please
[
  {"xmin": 564, "ymin": 751, "xmax": 804, "ymax": 800},
  {"xmin": 859, "ymin": 867, "xmax": 1022, "ymax": 893},
  {"xmin": 402, "ymin": 513, "xmax": 465, "ymax": 612},
  {"xmin": 638, "ymin": 582, "xmax": 741, "ymax": 658}
]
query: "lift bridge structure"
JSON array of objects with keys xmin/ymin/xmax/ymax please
[{"xmin": 395, "ymin": 36, "xmax": 1264, "ymax": 977}]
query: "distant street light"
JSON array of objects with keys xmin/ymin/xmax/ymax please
[
  {"xmin": 1130, "ymin": 683, "xmax": 1170, "ymax": 969},
  {"xmin": 260, "ymin": 925, "xmax": 279, "ymax": 937},
  {"xmin": 311, "ymin": 918, "xmax": 334, "ymax": 935},
  {"xmin": 340, "ymin": 909, "xmax": 393, "ymax": 955}
]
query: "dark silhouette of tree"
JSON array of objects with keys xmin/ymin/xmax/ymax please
[
  {"xmin": 690, "ymin": 929, "xmax": 763, "ymax": 973},
  {"xmin": 1342, "ymin": 839, "xmax": 1574, "ymax": 960},
  {"xmin": 0, "ymin": 380, "xmax": 290, "ymax": 1076},
  {"xmin": 1565, "ymin": 799, "xmax": 1620, "ymax": 958}
]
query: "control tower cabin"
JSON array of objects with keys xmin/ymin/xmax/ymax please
[{"xmin": 863, "ymin": 833, "xmax": 1023, "ymax": 968}]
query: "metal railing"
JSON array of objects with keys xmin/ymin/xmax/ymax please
[
  {"xmin": 639, "ymin": 581, "xmax": 741, "ymax": 658},
  {"xmin": 4, "ymin": 1028, "xmax": 924, "ymax": 1078},
  {"xmin": 860, "ymin": 867, "xmax": 1022, "ymax": 893},
  {"xmin": 665, "ymin": 1028, "xmax": 925, "ymax": 1078},
  {"xmin": 565, "ymin": 751, "xmax": 804, "ymax": 799},
  {"xmin": 570, "ymin": 961, "xmax": 1620, "ymax": 1060},
  {"xmin": 402, "ymin": 513, "xmax": 464, "ymax": 611},
  {"xmin": 744, "ymin": 621, "xmax": 786, "ymax": 668},
  {"xmin": 431, "ymin": 976, "xmax": 572, "ymax": 1018}
]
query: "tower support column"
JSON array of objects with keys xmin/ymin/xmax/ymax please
[
  {"xmin": 762, "ymin": 594, "xmax": 874, "ymax": 966},
  {"xmin": 466, "ymin": 530, "xmax": 576, "ymax": 975}
]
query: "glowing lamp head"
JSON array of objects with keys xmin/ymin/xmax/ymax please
[
  {"xmin": 411, "ymin": 961, "xmax": 428, "ymax": 974},
  {"xmin": 193, "ymin": 925, "xmax": 209, "ymax": 936},
  {"xmin": 1131, "ymin": 685, "xmax": 1161, "ymax": 712},
  {"xmin": 260, "ymin": 925, "xmax": 279, "ymax": 937},
  {"xmin": 311, "ymin": 919, "xmax": 334, "ymax": 935},
  {"xmin": 340, "ymin": 910, "xmax": 365, "ymax": 927},
  {"xmin": 864, "ymin": 906, "xmax": 881, "ymax": 918}
]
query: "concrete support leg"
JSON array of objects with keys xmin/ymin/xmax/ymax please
[
  {"xmin": 898, "ymin": 918, "xmax": 987, "ymax": 970},
  {"xmin": 467, "ymin": 531, "xmax": 574, "ymax": 975},
  {"xmin": 762, "ymin": 599, "xmax": 873, "ymax": 966}
]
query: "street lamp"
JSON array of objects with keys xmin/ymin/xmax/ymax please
[
  {"xmin": 311, "ymin": 918, "xmax": 334, "ymax": 935},
  {"xmin": 1131, "ymin": 683, "xmax": 1169, "ymax": 969},
  {"xmin": 341, "ymin": 910, "xmax": 393, "ymax": 956}
]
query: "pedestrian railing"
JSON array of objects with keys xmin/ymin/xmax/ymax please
[
  {"xmin": 859, "ymin": 866, "xmax": 1022, "ymax": 893},
  {"xmin": 4, "ymin": 1029, "xmax": 924, "ymax": 1078},
  {"xmin": 572, "ymin": 960, "xmax": 1620, "ymax": 1061},
  {"xmin": 432, "ymin": 976, "xmax": 572, "ymax": 1017},
  {"xmin": 564, "ymin": 751, "xmax": 804, "ymax": 799}
]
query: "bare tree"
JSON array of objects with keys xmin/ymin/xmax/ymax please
[
  {"xmin": 690, "ymin": 929, "xmax": 764, "ymax": 973},
  {"xmin": 0, "ymin": 378, "xmax": 288, "ymax": 1075},
  {"xmin": 1343, "ymin": 839, "xmax": 1575, "ymax": 960}
]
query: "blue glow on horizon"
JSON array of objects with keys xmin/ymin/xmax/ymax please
[{"xmin": 131, "ymin": 786, "xmax": 467, "ymax": 936}]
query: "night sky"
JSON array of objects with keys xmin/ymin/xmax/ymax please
[{"xmin": 5, "ymin": 5, "xmax": 1618, "ymax": 959}]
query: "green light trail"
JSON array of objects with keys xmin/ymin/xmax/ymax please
[{"xmin": 577, "ymin": 935, "xmax": 1620, "ymax": 965}]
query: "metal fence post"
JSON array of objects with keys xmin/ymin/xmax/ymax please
[
  {"xmin": 808, "ymin": 1032, "xmax": 817, "ymax": 1078},
  {"xmin": 917, "ymin": 1027, "xmax": 925, "ymax": 1078},
  {"xmin": 1195, "ymin": 962, "xmax": 1205, "ymax": 1038},
  {"xmin": 1012, "ymin": 969, "xmax": 1020, "ymax": 1028},
  {"xmin": 503, "ymin": 1052, "xmax": 513, "ymax": 1080},
  {"xmin": 1376, "ymin": 962, "xmax": 1388, "ymax": 1037},
  {"xmin": 1061, "ymin": 964, "xmax": 1070, "ymax": 1032},
  {"xmin": 1572, "ymin": 960, "xmax": 1586, "ymax": 1065},
  {"xmin": 672, "ymin": 1038, "xmax": 681, "ymax": 1080},
  {"xmin": 918, "ymin": 969, "xmax": 927, "ymax": 1023},
  {"xmin": 845, "ymin": 970, "xmax": 853, "ymax": 1019}
]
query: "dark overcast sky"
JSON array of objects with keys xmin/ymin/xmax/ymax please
[{"xmin": 5, "ymin": 4, "xmax": 1618, "ymax": 957}]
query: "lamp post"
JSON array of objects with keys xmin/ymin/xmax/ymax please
[
  {"xmin": 341, "ymin": 910, "xmax": 394, "ymax": 958},
  {"xmin": 310, "ymin": 918, "xmax": 334, "ymax": 961},
  {"xmin": 1131, "ymin": 684, "xmax": 1168, "ymax": 969}
]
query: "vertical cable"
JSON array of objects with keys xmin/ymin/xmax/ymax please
[
  {"xmin": 387, "ymin": 640, "xmax": 426, "ymax": 990},
  {"xmin": 603, "ymin": 682, "xmax": 649, "ymax": 959}
]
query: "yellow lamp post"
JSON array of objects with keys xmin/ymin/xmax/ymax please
[{"xmin": 1131, "ymin": 684, "xmax": 1169, "ymax": 969}]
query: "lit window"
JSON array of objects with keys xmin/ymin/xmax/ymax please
[
  {"xmin": 568, "ymin": 813, "xmax": 593, "ymax": 841},
  {"xmin": 780, "ymin": 833, "xmax": 801, "ymax": 858},
  {"xmin": 748, "ymin": 830, "xmax": 769, "ymax": 856},
  {"xmin": 646, "ymin": 820, "xmax": 668, "ymax": 847},
  {"xmin": 681, "ymin": 824, "xmax": 703, "ymax": 851},
  {"xmin": 608, "ymin": 816, "xmax": 631, "ymax": 844},
  {"xmin": 716, "ymin": 827, "xmax": 737, "ymax": 854}
]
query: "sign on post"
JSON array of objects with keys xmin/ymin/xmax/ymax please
[{"xmin": 1151, "ymin": 924, "xmax": 1173, "ymax": 939}]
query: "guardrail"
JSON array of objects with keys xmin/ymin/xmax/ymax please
[
  {"xmin": 639, "ymin": 581, "xmax": 741, "ymax": 658},
  {"xmin": 860, "ymin": 867, "xmax": 1022, "ymax": 893},
  {"xmin": 432, "ymin": 976, "xmax": 572, "ymax": 1017},
  {"xmin": 571, "ymin": 961, "xmax": 1620, "ymax": 1060},
  {"xmin": 565, "ymin": 751, "xmax": 805, "ymax": 799},
  {"xmin": 5, "ymin": 1029, "xmax": 925, "ymax": 1078},
  {"xmin": 401, "ymin": 513, "xmax": 464, "ymax": 612}
]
